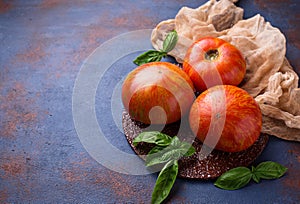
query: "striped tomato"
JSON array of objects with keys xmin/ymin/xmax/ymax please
[
  {"xmin": 183, "ymin": 37, "xmax": 246, "ymax": 92},
  {"xmin": 189, "ymin": 85, "xmax": 262, "ymax": 152},
  {"xmin": 122, "ymin": 62, "xmax": 195, "ymax": 124}
]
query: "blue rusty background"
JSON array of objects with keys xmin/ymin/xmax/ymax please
[{"xmin": 0, "ymin": 0, "xmax": 299, "ymax": 203}]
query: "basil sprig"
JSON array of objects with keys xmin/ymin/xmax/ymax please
[
  {"xmin": 133, "ymin": 30, "xmax": 178, "ymax": 66},
  {"xmin": 133, "ymin": 131, "xmax": 195, "ymax": 204},
  {"xmin": 214, "ymin": 161, "xmax": 288, "ymax": 190},
  {"xmin": 133, "ymin": 131, "xmax": 172, "ymax": 147},
  {"xmin": 145, "ymin": 136, "xmax": 195, "ymax": 167}
]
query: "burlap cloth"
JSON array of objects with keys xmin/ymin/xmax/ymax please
[{"xmin": 151, "ymin": 0, "xmax": 300, "ymax": 141}]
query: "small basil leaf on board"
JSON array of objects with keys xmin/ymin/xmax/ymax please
[
  {"xmin": 133, "ymin": 131, "xmax": 172, "ymax": 147},
  {"xmin": 169, "ymin": 137, "xmax": 195, "ymax": 157},
  {"xmin": 151, "ymin": 160, "xmax": 178, "ymax": 204},
  {"xmin": 146, "ymin": 146, "xmax": 174, "ymax": 167},
  {"xmin": 133, "ymin": 50, "xmax": 166, "ymax": 66},
  {"xmin": 146, "ymin": 137, "xmax": 195, "ymax": 167},
  {"xmin": 170, "ymin": 136, "xmax": 180, "ymax": 147},
  {"xmin": 214, "ymin": 167, "xmax": 252, "ymax": 190},
  {"xmin": 180, "ymin": 142, "xmax": 196, "ymax": 157},
  {"xmin": 162, "ymin": 30, "xmax": 178, "ymax": 53},
  {"xmin": 148, "ymin": 146, "xmax": 165, "ymax": 155},
  {"xmin": 253, "ymin": 161, "xmax": 288, "ymax": 180}
]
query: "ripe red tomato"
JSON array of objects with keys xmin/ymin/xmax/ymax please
[
  {"xmin": 189, "ymin": 85, "xmax": 262, "ymax": 152},
  {"xmin": 122, "ymin": 62, "xmax": 195, "ymax": 124},
  {"xmin": 183, "ymin": 37, "xmax": 246, "ymax": 92}
]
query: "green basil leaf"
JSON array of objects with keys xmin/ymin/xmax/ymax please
[
  {"xmin": 133, "ymin": 131, "xmax": 172, "ymax": 147},
  {"xmin": 133, "ymin": 50, "xmax": 166, "ymax": 65},
  {"xmin": 180, "ymin": 142, "xmax": 196, "ymax": 157},
  {"xmin": 171, "ymin": 139, "xmax": 195, "ymax": 157},
  {"xmin": 252, "ymin": 173, "xmax": 260, "ymax": 183},
  {"xmin": 253, "ymin": 161, "xmax": 288, "ymax": 180},
  {"xmin": 170, "ymin": 136, "xmax": 180, "ymax": 147},
  {"xmin": 162, "ymin": 30, "xmax": 178, "ymax": 53},
  {"xmin": 146, "ymin": 146, "xmax": 167, "ymax": 169},
  {"xmin": 148, "ymin": 146, "xmax": 165, "ymax": 155},
  {"xmin": 133, "ymin": 30, "xmax": 177, "ymax": 65},
  {"xmin": 214, "ymin": 167, "xmax": 252, "ymax": 190},
  {"xmin": 146, "ymin": 137, "xmax": 195, "ymax": 167},
  {"xmin": 146, "ymin": 147, "xmax": 173, "ymax": 167},
  {"xmin": 251, "ymin": 166, "xmax": 260, "ymax": 183},
  {"xmin": 145, "ymin": 137, "xmax": 181, "ymax": 166},
  {"xmin": 151, "ymin": 160, "xmax": 178, "ymax": 204}
]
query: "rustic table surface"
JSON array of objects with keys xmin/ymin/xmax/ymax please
[{"xmin": 1, "ymin": 0, "xmax": 299, "ymax": 203}]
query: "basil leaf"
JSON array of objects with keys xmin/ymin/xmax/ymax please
[
  {"xmin": 145, "ymin": 136, "xmax": 180, "ymax": 166},
  {"xmin": 148, "ymin": 146, "xmax": 165, "ymax": 155},
  {"xmin": 214, "ymin": 167, "xmax": 252, "ymax": 190},
  {"xmin": 170, "ymin": 135, "xmax": 180, "ymax": 146},
  {"xmin": 181, "ymin": 142, "xmax": 196, "ymax": 157},
  {"xmin": 251, "ymin": 166, "xmax": 260, "ymax": 183},
  {"xmin": 170, "ymin": 139, "xmax": 195, "ymax": 157},
  {"xmin": 162, "ymin": 30, "xmax": 178, "ymax": 53},
  {"xmin": 133, "ymin": 30, "xmax": 177, "ymax": 65},
  {"xmin": 133, "ymin": 131, "xmax": 172, "ymax": 147},
  {"xmin": 252, "ymin": 173, "xmax": 260, "ymax": 183},
  {"xmin": 146, "ymin": 137, "xmax": 195, "ymax": 167},
  {"xmin": 146, "ymin": 147, "xmax": 173, "ymax": 167},
  {"xmin": 133, "ymin": 50, "xmax": 166, "ymax": 66},
  {"xmin": 151, "ymin": 160, "xmax": 178, "ymax": 204},
  {"xmin": 253, "ymin": 161, "xmax": 288, "ymax": 180}
]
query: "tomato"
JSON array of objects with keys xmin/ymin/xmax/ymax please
[
  {"xmin": 183, "ymin": 37, "xmax": 246, "ymax": 92},
  {"xmin": 189, "ymin": 85, "xmax": 262, "ymax": 152},
  {"xmin": 122, "ymin": 62, "xmax": 195, "ymax": 124}
]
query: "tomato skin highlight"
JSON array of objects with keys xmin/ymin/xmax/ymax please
[
  {"xmin": 122, "ymin": 62, "xmax": 195, "ymax": 124},
  {"xmin": 183, "ymin": 37, "xmax": 246, "ymax": 92},
  {"xmin": 189, "ymin": 85, "xmax": 262, "ymax": 152}
]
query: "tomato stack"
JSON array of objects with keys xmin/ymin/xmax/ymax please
[{"xmin": 122, "ymin": 37, "xmax": 262, "ymax": 153}]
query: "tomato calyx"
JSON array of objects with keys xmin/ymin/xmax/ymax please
[{"xmin": 205, "ymin": 49, "xmax": 219, "ymax": 61}]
